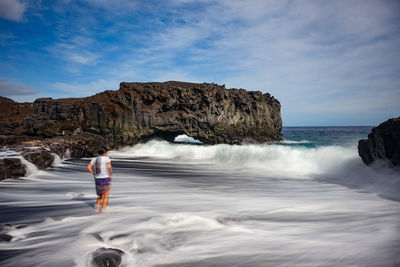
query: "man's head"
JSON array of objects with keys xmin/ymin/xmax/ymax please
[{"xmin": 98, "ymin": 148, "xmax": 107, "ymax": 156}]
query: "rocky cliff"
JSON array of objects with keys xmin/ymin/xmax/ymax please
[
  {"xmin": 0, "ymin": 97, "xmax": 33, "ymax": 145},
  {"xmin": 358, "ymin": 117, "xmax": 400, "ymax": 167},
  {"xmin": 23, "ymin": 81, "xmax": 283, "ymax": 147}
]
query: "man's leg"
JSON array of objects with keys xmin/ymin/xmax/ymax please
[
  {"xmin": 95, "ymin": 195, "xmax": 102, "ymax": 212},
  {"xmin": 101, "ymin": 187, "xmax": 110, "ymax": 212}
]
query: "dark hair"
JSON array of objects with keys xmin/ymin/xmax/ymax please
[{"xmin": 98, "ymin": 148, "xmax": 107, "ymax": 155}]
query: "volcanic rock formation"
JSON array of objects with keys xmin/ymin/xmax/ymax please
[
  {"xmin": 0, "ymin": 81, "xmax": 282, "ymax": 179},
  {"xmin": 358, "ymin": 117, "xmax": 400, "ymax": 167},
  {"xmin": 23, "ymin": 81, "xmax": 283, "ymax": 147}
]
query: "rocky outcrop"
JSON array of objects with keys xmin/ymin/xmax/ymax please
[
  {"xmin": 19, "ymin": 130, "xmax": 109, "ymax": 158},
  {"xmin": 23, "ymin": 151, "xmax": 54, "ymax": 170},
  {"xmin": 358, "ymin": 117, "xmax": 400, "ymax": 167},
  {"xmin": 0, "ymin": 131, "xmax": 108, "ymax": 180},
  {"xmin": 0, "ymin": 158, "xmax": 27, "ymax": 180},
  {"xmin": 1, "ymin": 81, "xmax": 282, "ymax": 180},
  {"xmin": 0, "ymin": 96, "xmax": 32, "ymax": 136},
  {"xmin": 23, "ymin": 81, "xmax": 283, "ymax": 147}
]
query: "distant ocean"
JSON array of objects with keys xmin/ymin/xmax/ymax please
[{"xmin": 1, "ymin": 126, "xmax": 399, "ymax": 266}]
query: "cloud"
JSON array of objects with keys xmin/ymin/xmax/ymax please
[
  {"xmin": 0, "ymin": 78, "xmax": 37, "ymax": 96},
  {"xmin": 2, "ymin": 0, "xmax": 399, "ymax": 125},
  {"xmin": 49, "ymin": 36, "xmax": 100, "ymax": 66},
  {"xmin": 0, "ymin": 0, "xmax": 26, "ymax": 21},
  {"xmin": 50, "ymin": 79, "xmax": 120, "ymax": 97}
]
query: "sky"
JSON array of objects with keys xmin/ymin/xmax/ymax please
[{"xmin": 0, "ymin": 0, "xmax": 399, "ymax": 126}]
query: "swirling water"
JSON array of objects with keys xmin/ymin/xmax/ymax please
[{"xmin": 1, "ymin": 127, "xmax": 399, "ymax": 266}]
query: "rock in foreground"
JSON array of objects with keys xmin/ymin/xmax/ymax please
[
  {"xmin": 91, "ymin": 247, "xmax": 124, "ymax": 267},
  {"xmin": 358, "ymin": 117, "xmax": 400, "ymax": 167}
]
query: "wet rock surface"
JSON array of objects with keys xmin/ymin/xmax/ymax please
[
  {"xmin": 358, "ymin": 117, "xmax": 400, "ymax": 167},
  {"xmin": 91, "ymin": 247, "xmax": 124, "ymax": 267},
  {"xmin": 23, "ymin": 150, "xmax": 54, "ymax": 170},
  {"xmin": 0, "ymin": 158, "xmax": 26, "ymax": 180}
]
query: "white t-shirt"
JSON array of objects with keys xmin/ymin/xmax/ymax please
[{"xmin": 90, "ymin": 156, "xmax": 111, "ymax": 179}]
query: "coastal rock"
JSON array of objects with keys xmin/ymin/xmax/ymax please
[
  {"xmin": 23, "ymin": 81, "xmax": 283, "ymax": 147},
  {"xmin": 358, "ymin": 117, "xmax": 400, "ymax": 167},
  {"xmin": 23, "ymin": 150, "xmax": 54, "ymax": 169},
  {"xmin": 91, "ymin": 247, "xmax": 124, "ymax": 267},
  {"xmin": 0, "ymin": 96, "xmax": 32, "ymax": 136},
  {"xmin": 0, "ymin": 158, "xmax": 26, "ymax": 180}
]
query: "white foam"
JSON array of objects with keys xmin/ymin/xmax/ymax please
[
  {"xmin": 16, "ymin": 156, "xmax": 40, "ymax": 176},
  {"xmin": 0, "ymin": 149, "xmax": 21, "ymax": 158},
  {"xmin": 51, "ymin": 153, "xmax": 63, "ymax": 167},
  {"xmin": 174, "ymin": 134, "xmax": 203, "ymax": 144},
  {"xmin": 109, "ymin": 141, "xmax": 356, "ymax": 178},
  {"xmin": 63, "ymin": 149, "xmax": 71, "ymax": 159},
  {"xmin": 280, "ymin": 140, "xmax": 311, "ymax": 144}
]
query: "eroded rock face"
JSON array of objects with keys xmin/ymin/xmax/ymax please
[
  {"xmin": 0, "ymin": 96, "xmax": 32, "ymax": 136},
  {"xmin": 0, "ymin": 158, "xmax": 26, "ymax": 180},
  {"xmin": 358, "ymin": 117, "xmax": 400, "ymax": 167},
  {"xmin": 23, "ymin": 150, "xmax": 54, "ymax": 170},
  {"xmin": 23, "ymin": 81, "xmax": 283, "ymax": 147}
]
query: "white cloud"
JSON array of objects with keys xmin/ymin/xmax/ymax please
[
  {"xmin": 50, "ymin": 79, "xmax": 120, "ymax": 97},
  {"xmin": 0, "ymin": 78, "xmax": 37, "ymax": 96},
  {"xmin": 49, "ymin": 36, "xmax": 100, "ymax": 66},
  {"xmin": 0, "ymin": 0, "xmax": 26, "ymax": 21}
]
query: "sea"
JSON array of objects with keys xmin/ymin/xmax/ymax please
[{"xmin": 0, "ymin": 126, "xmax": 399, "ymax": 267}]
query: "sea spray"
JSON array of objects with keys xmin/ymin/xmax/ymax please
[
  {"xmin": 109, "ymin": 141, "xmax": 357, "ymax": 178},
  {"xmin": 1, "ymin": 127, "xmax": 399, "ymax": 266}
]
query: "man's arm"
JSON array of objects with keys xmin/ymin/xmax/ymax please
[
  {"xmin": 87, "ymin": 163, "xmax": 95, "ymax": 176},
  {"xmin": 107, "ymin": 162, "xmax": 112, "ymax": 179}
]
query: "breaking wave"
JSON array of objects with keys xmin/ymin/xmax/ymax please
[
  {"xmin": 110, "ymin": 141, "xmax": 356, "ymax": 177},
  {"xmin": 109, "ymin": 140, "xmax": 400, "ymax": 200}
]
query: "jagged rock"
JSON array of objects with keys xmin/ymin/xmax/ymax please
[
  {"xmin": 0, "ymin": 158, "xmax": 26, "ymax": 180},
  {"xmin": 0, "ymin": 96, "xmax": 32, "ymax": 135},
  {"xmin": 358, "ymin": 117, "xmax": 400, "ymax": 167},
  {"xmin": 23, "ymin": 150, "xmax": 54, "ymax": 169},
  {"xmin": 23, "ymin": 81, "xmax": 283, "ymax": 147},
  {"xmin": 91, "ymin": 247, "xmax": 124, "ymax": 267}
]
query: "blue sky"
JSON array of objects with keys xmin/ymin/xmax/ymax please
[{"xmin": 0, "ymin": 0, "xmax": 399, "ymax": 126}]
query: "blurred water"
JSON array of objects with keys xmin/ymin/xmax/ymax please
[{"xmin": 0, "ymin": 127, "xmax": 399, "ymax": 266}]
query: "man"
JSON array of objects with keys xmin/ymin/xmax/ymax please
[{"xmin": 87, "ymin": 149, "xmax": 112, "ymax": 212}]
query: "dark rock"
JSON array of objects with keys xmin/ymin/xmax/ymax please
[
  {"xmin": 0, "ymin": 158, "xmax": 26, "ymax": 180},
  {"xmin": 0, "ymin": 96, "xmax": 32, "ymax": 136},
  {"xmin": 0, "ymin": 233, "xmax": 13, "ymax": 242},
  {"xmin": 23, "ymin": 81, "xmax": 283, "ymax": 147},
  {"xmin": 0, "ymin": 135, "xmax": 40, "ymax": 146},
  {"xmin": 358, "ymin": 117, "xmax": 400, "ymax": 167},
  {"xmin": 23, "ymin": 150, "xmax": 54, "ymax": 169},
  {"xmin": 91, "ymin": 247, "xmax": 124, "ymax": 267}
]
